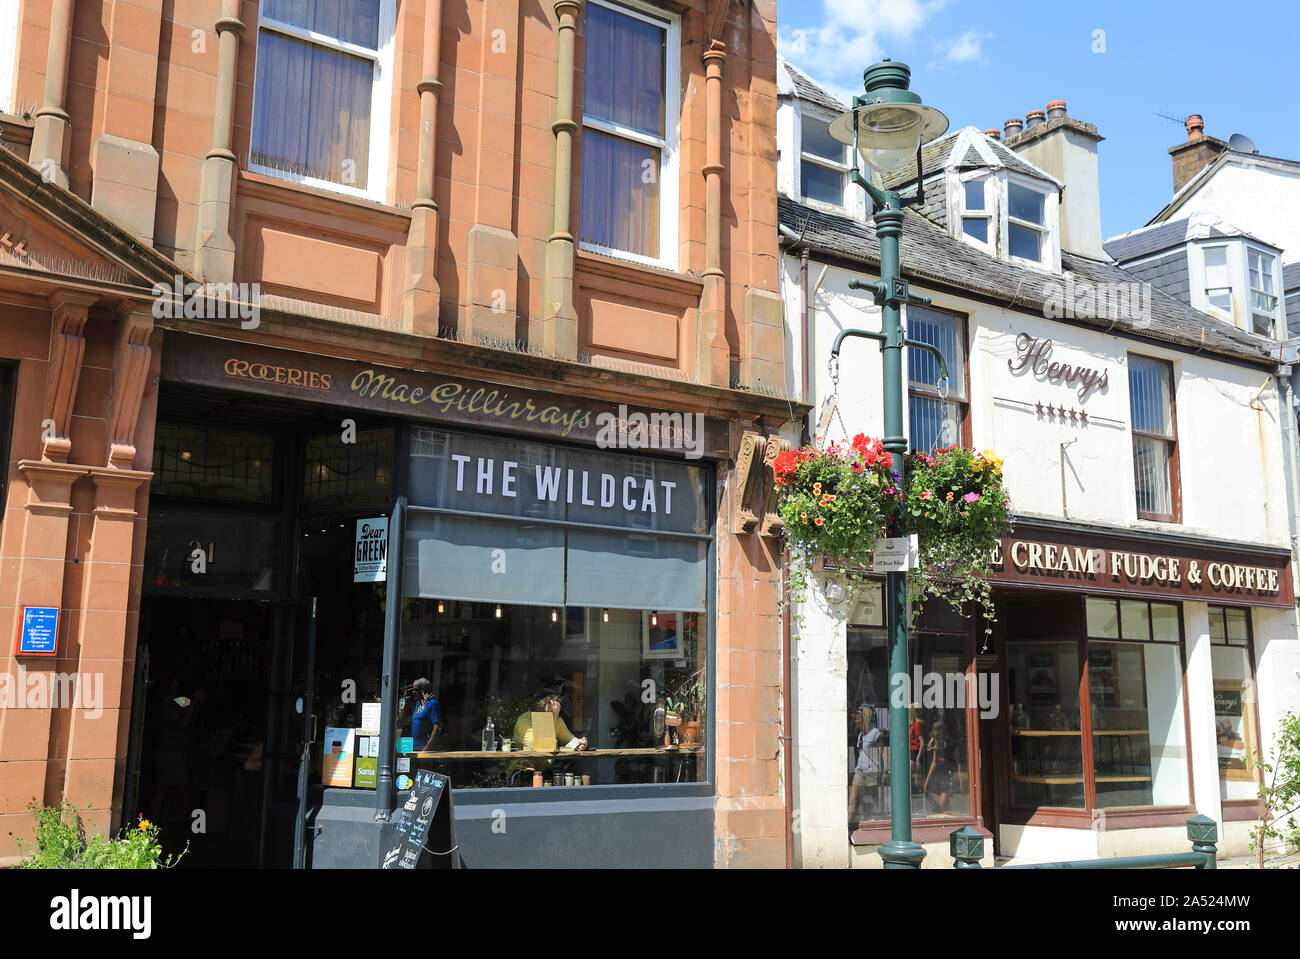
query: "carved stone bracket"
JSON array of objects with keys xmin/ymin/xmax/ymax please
[
  {"xmin": 760, "ymin": 435, "xmax": 791, "ymax": 537},
  {"xmin": 43, "ymin": 291, "xmax": 98, "ymax": 462},
  {"xmin": 106, "ymin": 305, "xmax": 155, "ymax": 469},
  {"xmin": 732, "ymin": 431, "xmax": 766, "ymax": 534}
]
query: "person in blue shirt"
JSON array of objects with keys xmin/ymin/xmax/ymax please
[{"xmin": 410, "ymin": 678, "xmax": 443, "ymax": 750}]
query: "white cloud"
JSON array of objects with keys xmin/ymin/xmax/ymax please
[
  {"xmin": 777, "ymin": 0, "xmax": 950, "ymax": 96},
  {"xmin": 936, "ymin": 29, "xmax": 992, "ymax": 65}
]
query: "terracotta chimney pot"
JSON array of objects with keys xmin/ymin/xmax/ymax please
[
  {"xmin": 1003, "ymin": 117, "xmax": 1023, "ymax": 138},
  {"xmin": 1046, "ymin": 101, "xmax": 1067, "ymax": 119},
  {"xmin": 1186, "ymin": 114, "xmax": 1204, "ymax": 141},
  {"xmin": 1025, "ymin": 110, "xmax": 1046, "ymax": 129}
]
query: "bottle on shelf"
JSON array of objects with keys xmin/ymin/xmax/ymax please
[{"xmin": 482, "ymin": 716, "xmax": 496, "ymax": 752}]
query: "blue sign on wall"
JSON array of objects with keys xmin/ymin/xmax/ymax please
[{"xmin": 16, "ymin": 606, "xmax": 60, "ymax": 657}]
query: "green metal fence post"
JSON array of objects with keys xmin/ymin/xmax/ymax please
[
  {"xmin": 1186, "ymin": 815, "xmax": 1218, "ymax": 870},
  {"xmin": 949, "ymin": 826, "xmax": 985, "ymax": 869}
]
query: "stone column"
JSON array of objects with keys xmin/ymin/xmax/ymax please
[
  {"xmin": 194, "ymin": 0, "xmax": 245, "ymax": 282},
  {"xmin": 698, "ymin": 41, "xmax": 729, "ymax": 387},
  {"xmin": 27, "ymin": 0, "xmax": 74, "ymax": 188},
  {"xmin": 540, "ymin": 0, "xmax": 581, "ymax": 359},
  {"xmin": 403, "ymin": 0, "xmax": 444, "ymax": 335}
]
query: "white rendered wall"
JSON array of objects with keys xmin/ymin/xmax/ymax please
[{"xmin": 1186, "ymin": 160, "xmax": 1300, "ymax": 264}]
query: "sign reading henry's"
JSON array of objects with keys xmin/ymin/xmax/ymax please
[{"xmin": 989, "ymin": 526, "xmax": 1293, "ymax": 607}]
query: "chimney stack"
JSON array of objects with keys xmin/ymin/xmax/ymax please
[
  {"xmin": 1002, "ymin": 100, "xmax": 1105, "ymax": 258},
  {"xmin": 1003, "ymin": 117, "xmax": 1023, "ymax": 139},
  {"xmin": 983, "ymin": 128, "xmax": 1001, "ymax": 141},
  {"xmin": 1169, "ymin": 113, "xmax": 1225, "ymax": 193}
]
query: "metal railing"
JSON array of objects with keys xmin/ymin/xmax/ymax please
[{"xmin": 949, "ymin": 815, "xmax": 1219, "ymax": 869}]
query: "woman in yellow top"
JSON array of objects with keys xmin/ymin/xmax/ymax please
[{"xmin": 509, "ymin": 695, "xmax": 587, "ymax": 782}]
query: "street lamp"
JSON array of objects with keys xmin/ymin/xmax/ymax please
[{"xmin": 827, "ymin": 59, "xmax": 950, "ymax": 870}]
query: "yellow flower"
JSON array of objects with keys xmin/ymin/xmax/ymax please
[{"xmin": 138, "ymin": 819, "xmax": 152, "ymax": 831}]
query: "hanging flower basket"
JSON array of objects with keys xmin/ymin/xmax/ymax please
[
  {"xmin": 902, "ymin": 446, "xmax": 1013, "ymax": 628},
  {"xmin": 775, "ymin": 433, "xmax": 902, "ymax": 605}
]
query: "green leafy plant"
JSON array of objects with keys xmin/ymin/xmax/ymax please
[
  {"xmin": 664, "ymin": 666, "xmax": 707, "ymax": 725},
  {"xmin": 15, "ymin": 799, "xmax": 187, "ymax": 869},
  {"xmin": 1251, "ymin": 709, "xmax": 1300, "ymax": 869},
  {"xmin": 774, "ymin": 433, "xmax": 900, "ymax": 607},
  {"xmin": 902, "ymin": 446, "xmax": 1013, "ymax": 631}
]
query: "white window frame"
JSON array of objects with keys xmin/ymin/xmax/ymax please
[
  {"xmin": 798, "ymin": 108, "xmax": 851, "ymax": 211},
  {"xmin": 1005, "ymin": 174, "xmax": 1053, "ymax": 269},
  {"xmin": 1247, "ymin": 245, "xmax": 1280, "ymax": 338},
  {"xmin": 956, "ymin": 172, "xmax": 993, "ymax": 254},
  {"xmin": 1200, "ymin": 243, "xmax": 1234, "ymax": 317},
  {"xmin": 579, "ymin": 0, "xmax": 680, "ymax": 271},
  {"xmin": 248, "ymin": 0, "xmax": 396, "ymax": 203}
]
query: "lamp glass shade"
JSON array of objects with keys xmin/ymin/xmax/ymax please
[{"xmin": 828, "ymin": 99, "xmax": 948, "ymax": 175}]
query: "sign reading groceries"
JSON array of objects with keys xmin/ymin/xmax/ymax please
[{"xmin": 989, "ymin": 527, "xmax": 1293, "ymax": 607}]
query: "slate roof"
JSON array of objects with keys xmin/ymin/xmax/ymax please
[
  {"xmin": 1283, "ymin": 261, "xmax": 1300, "ymax": 294},
  {"xmin": 779, "ymin": 194, "xmax": 1281, "ymax": 367},
  {"xmin": 1104, "ymin": 215, "xmax": 1274, "ymax": 264},
  {"xmin": 777, "ymin": 59, "xmax": 848, "ymax": 115},
  {"xmin": 882, "ymin": 127, "xmax": 1055, "ymax": 189}
]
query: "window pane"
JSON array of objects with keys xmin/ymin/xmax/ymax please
[
  {"xmin": 399, "ymin": 603, "xmax": 705, "ymax": 786},
  {"xmin": 302, "ymin": 428, "xmax": 393, "ymax": 508},
  {"xmin": 582, "ymin": 2, "xmax": 665, "ymax": 138},
  {"xmin": 801, "ymin": 161, "xmax": 843, "ymax": 205},
  {"xmin": 262, "ymin": 0, "xmax": 380, "ymax": 49},
  {"xmin": 1207, "ymin": 606, "xmax": 1226, "ymax": 642},
  {"xmin": 1252, "ymin": 312, "xmax": 1275, "ymax": 337},
  {"xmin": 152, "ymin": 425, "xmax": 275, "ymax": 502},
  {"xmin": 1249, "ymin": 249, "xmax": 1275, "ymax": 295},
  {"xmin": 962, "ymin": 217, "xmax": 988, "ymax": 243},
  {"xmin": 1090, "ymin": 642, "xmax": 1189, "ymax": 808},
  {"xmin": 1128, "ymin": 357, "xmax": 1172, "ymax": 436},
  {"xmin": 1009, "ymin": 223, "xmax": 1041, "ymax": 261},
  {"xmin": 1211, "ymin": 645, "xmax": 1256, "ymax": 799},
  {"xmin": 1008, "ymin": 641, "xmax": 1084, "ymax": 809},
  {"xmin": 909, "ymin": 394, "xmax": 961, "ymax": 454},
  {"xmin": 1120, "ymin": 600, "xmax": 1150, "ymax": 641},
  {"xmin": 964, "ymin": 179, "xmax": 984, "ymax": 211},
  {"xmin": 144, "ymin": 511, "xmax": 280, "ymax": 589},
  {"xmin": 800, "ymin": 115, "xmax": 844, "ymax": 164},
  {"xmin": 907, "ymin": 306, "xmax": 966, "ymax": 396},
  {"xmin": 579, "ymin": 129, "xmax": 659, "ymax": 258},
  {"xmin": 1133, "ymin": 436, "xmax": 1172, "ymax": 515},
  {"xmin": 1008, "ymin": 182, "xmax": 1045, "ymax": 224},
  {"xmin": 1204, "ymin": 246, "xmax": 1230, "ymax": 287},
  {"xmin": 1086, "ymin": 597, "xmax": 1119, "ymax": 638},
  {"xmin": 251, "ymin": 31, "xmax": 373, "ymax": 186},
  {"xmin": 847, "ymin": 630, "xmax": 971, "ymax": 824},
  {"xmin": 1226, "ymin": 608, "xmax": 1249, "ymax": 643},
  {"xmin": 1150, "ymin": 603, "xmax": 1179, "ymax": 642}
]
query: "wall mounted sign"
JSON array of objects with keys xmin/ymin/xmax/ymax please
[
  {"xmin": 988, "ymin": 524, "xmax": 1293, "ymax": 608},
  {"xmin": 15, "ymin": 606, "xmax": 60, "ymax": 657},
  {"xmin": 1008, "ymin": 333, "xmax": 1110, "ymax": 401},
  {"xmin": 161, "ymin": 335, "xmax": 730, "ymax": 460},
  {"xmin": 354, "ymin": 518, "xmax": 389, "ymax": 583},
  {"xmin": 872, "ymin": 535, "xmax": 918, "ymax": 572}
]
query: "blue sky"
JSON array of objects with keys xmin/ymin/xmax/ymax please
[{"xmin": 778, "ymin": 0, "xmax": 1300, "ymax": 241}]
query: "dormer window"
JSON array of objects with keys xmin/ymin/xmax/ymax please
[
  {"xmin": 1008, "ymin": 180, "xmax": 1048, "ymax": 263},
  {"xmin": 1248, "ymin": 247, "xmax": 1278, "ymax": 337},
  {"xmin": 1203, "ymin": 245, "xmax": 1232, "ymax": 313},
  {"xmin": 961, "ymin": 178, "xmax": 991, "ymax": 245},
  {"xmin": 800, "ymin": 114, "xmax": 850, "ymax": 207}
]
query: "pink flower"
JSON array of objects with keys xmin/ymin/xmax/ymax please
[
  {"xmin": 963, "ymin": 492, "xmax": 979, "ymax": 504},
  {"xmin": 920, "ymin": 491, "xmax": 932, "ymax": 500}
]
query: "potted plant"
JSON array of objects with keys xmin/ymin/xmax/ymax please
[{"xmin": 664, "ymin": 667, "xmax": 706, "ymax": 748}]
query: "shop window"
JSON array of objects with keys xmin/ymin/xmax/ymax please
[
  {"xmin": 847, "ymin": 600, "xmax": 971, "ymax": 826},
  {"xmin": 249, "ymin": 0, "xmax": 395, "ymax": 200},
  {"xmin": 579, "ymin": 0, "xmax": 678, "ymax": 266},
  {"xmin": 1128, "ymin": 355, "xmax": 1179, "ymax": 521},
  {"xmin": 800, "ymin": 113, "xmax": 849, "ymax": 207},
  {"xmin": 907, "ymin": 306, "xmax": 967, "ymax": 453},
  {"xmin": 152, "ymin": 424, "xmax": 275, "ymax": 503},
  {"xmin": 1007, "ymin": 640, "xmax": 1084, "ymax": 808},
  {"xmin": 302, "ymin": 427, "xmax": 394, "ymax": 508},
  {"xmin": 396, "ymin": 427, "xmax": 710, "ymax": 789},
  {"xmin": 144, "ymin": 510, "xmax": 281, "ymax": 590},
  {"xmin": 1208, "ymin": 605, "xmax": 1258, "ymax": 801}
]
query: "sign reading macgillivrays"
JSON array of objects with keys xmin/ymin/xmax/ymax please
[
  {"xmin": 161, "ymin": 335, "xmax": 730, "ymax": 459},
  {"xmin": 989, "ymin": 524, "xmax": 1294, "ymax": 608}
]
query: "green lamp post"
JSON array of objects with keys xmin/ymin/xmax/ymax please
[{"xmin": 827, "ymin": 60, "xmax": 950, "ymax": 870}]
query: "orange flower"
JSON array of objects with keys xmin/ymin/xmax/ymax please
[
  {"xmin": 814, "ymin": 517, "xmax": 824, "ymax": 526},
  {"xmin": 946, "ymin": 491, "xmax": 954, "ymax": 501},
  {"xmin": 800, "ymin": 512, "xmax": 808, "ymax": 523},
  {"xmin": 138, "ymin": 818, "xmax": 152, "ymax": 831},
  {"xmin": 825, "ymin": 494, "xmax": 837, "ymax": 502}
]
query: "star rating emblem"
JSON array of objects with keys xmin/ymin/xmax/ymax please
[
  {"xmin": 1080, "ymin": 409, "xmax": 1088, "ymax": 424},
  {"xmin": 1036, "ymin": 401, "xmax": 1044, "ymax": 416}
]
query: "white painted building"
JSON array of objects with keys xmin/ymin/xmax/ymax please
[{"xmin": 776, "ymin": 60, "xmax": 1299, "ymax": 867}]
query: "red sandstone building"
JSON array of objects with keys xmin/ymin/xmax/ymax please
[{"xmin": 0, "ymin": 0, "xmax": 798, "ymax": 867}]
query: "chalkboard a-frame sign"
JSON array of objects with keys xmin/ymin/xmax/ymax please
[{"xmin": 382, "ymin": 768, "xmax": 459, "ymax": 869}]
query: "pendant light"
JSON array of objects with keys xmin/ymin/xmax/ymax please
[{"xmin": 602, "ymin": 608, "xmax": 610, "ymax": 623}]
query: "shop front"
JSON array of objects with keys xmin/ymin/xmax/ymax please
[{"xmin": 138, "ymin": 330, "xmax": 774, "ymax": 868}]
